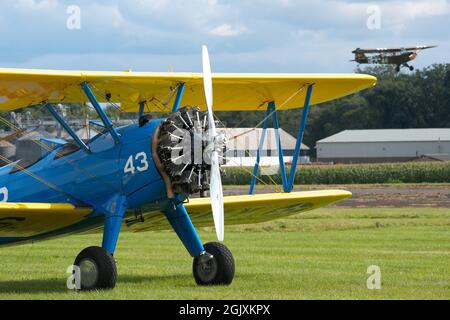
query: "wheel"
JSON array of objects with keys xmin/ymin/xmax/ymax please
[
  {"xmin": 193, "ymin": 242, "xmax": 235, "ymax": 286},
  {"xmin": 409, "ymin": 65, "xmax": 414, "ymax": 71},
  {"xmin": 74, "ymin": 246, "xmax": 117, "ymax": 290}
]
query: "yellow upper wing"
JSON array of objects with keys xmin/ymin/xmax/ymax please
[
  {"xmin": 0, "ymin": 68, "xmax": 376, "ymax": 112},
  {"xmin": 0, "ymin": 203, "xmax": 92, "ymax": 237},
  {"xmin": 127, "ymin": 190, "xmax": 352, "ymax": 233}
]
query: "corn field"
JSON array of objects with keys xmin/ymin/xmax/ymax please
[{"xmin": 222, "ymin": 162, "xmax": 450, "ymax": 185}]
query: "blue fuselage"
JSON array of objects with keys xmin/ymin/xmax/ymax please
[{"xmin": 0, "ymin": 119, "xmax": 168, "ymax": 241}]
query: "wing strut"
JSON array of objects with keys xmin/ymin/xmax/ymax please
[
  {"xmin": 171, "ymin": 83, "xmax": 185, "ymax": 112},
  {"xmin": 45, "ymin": 104, "xmax": 91, "ymax": 153},
  {"xmin": 249, "ymin": 84, "xmax": 314, "ymax": 194},
  {"xmin": 81, "ymin": 82, "xmax": 121, "ymax": 144}
]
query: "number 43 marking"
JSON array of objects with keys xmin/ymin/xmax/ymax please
[{"xmin": 124, "ymin": 152, "xmax": 149, "ymax": 175}]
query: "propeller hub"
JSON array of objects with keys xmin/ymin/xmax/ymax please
[{"xmin": 156, "ymin": 106, "xmax": 223, "ymax": 197}]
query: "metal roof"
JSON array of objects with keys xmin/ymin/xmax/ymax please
[
  {"xmin": 422, "ymin": 154, "xmax": 450, "ymax": 161},
  {"xmin": 317, "ymin": 129, "xmax": 450, "ymax": 143},
  {"xmin": 219, "ymin": 128, "xmax": 309, "ymax": 151}
]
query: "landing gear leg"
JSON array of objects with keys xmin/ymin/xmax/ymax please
[
  {"xmin": 402, "ymin": 63, "xmax": 414, "ymax": 71},
  {"xmin": 73, "ymin": 194, "xmax": 127, "ymax": 290},
  {"xmin": 163, "ymin": 200, "xmax": 235, "ymax": 286}
]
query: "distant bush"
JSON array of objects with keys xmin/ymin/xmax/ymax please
[{"xmin": 222, "ymin": 162, "xmax": 450, "ymax": 185}]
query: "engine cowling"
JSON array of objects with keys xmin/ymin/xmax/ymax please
[{"xmin": 156, "ymin": 106, "xmax": 214, "ymax": 196}]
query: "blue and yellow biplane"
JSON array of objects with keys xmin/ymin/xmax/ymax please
[{"xmin": 0, "ymin": 47, "xmax": 376, "ymax": 290}]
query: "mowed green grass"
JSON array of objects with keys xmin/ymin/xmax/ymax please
[{"xmin": 0, "ymin": 207, "xmax": 449, "ymax": 300}]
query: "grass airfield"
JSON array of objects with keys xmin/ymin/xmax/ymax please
[{"xmin": 0, "ymin": 207, "xmax": 449, "ymax": 300}]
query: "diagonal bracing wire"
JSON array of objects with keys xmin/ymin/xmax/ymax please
[
  {"xmin": 0, "ymin": 107, "xmax": 122, "ymax": 193},
  {"xmin": 226, "ymin": 84, "xmax": 310, "ymax": 142},
  {"xmin": 210, "ymin": 84, "xmax": 311, "ymax": 191}
]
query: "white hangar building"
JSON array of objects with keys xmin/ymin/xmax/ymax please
[
  {"xmin": 316, "ymin": 129, "xmax": 450, "ymax": 163},
  {"xmin": 219, "ymin": 128, "xmax": 310, "ymax": 167}
]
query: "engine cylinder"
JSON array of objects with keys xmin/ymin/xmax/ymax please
[{"xmin": 156, "ymin": 107, "xmax": 213, "ymax": 196}]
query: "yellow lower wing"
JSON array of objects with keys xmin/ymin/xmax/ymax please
[
  {"xmin": 0, "ymin": 203, "xmax": 92, "ymax": 237},
  {"xmin": 129, "ymin": 190, "xmax": 351, "ymax": 233},
  {"xmin": 0, "ymin": 191, "xmax": 351, "ymax": 237}
]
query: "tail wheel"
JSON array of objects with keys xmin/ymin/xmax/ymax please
[
  {"xmin": 74, "ymin": 246, "xmax": 117, "ymax": 290},
  {"xmin": 193, "ymin": 242, "xmax": 235, "ymax": 286}
]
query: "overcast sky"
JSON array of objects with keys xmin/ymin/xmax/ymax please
[{"xmin": 0, "ymin": 0, "xmax": 448, "ymax": 73}]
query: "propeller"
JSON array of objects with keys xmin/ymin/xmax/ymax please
[{"xmin": 202, "ymin": 45, "xmax": 224, "ymax": 242}]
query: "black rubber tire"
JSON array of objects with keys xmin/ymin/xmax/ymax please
[
  {"xmin": 74, "ymin": 246, "xmax": 117, "ymax": 290},
  {"xmin": 409, "ymin": 66, "xmax": 414, "ymax": 71},
  {"xmin": 193, "ymin": 242, "xmax": 235, "ymax": 286}
]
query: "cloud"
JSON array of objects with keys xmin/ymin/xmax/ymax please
[
  {"xmin": 0, "ymin": 0, "xmax": 447, "ymax": 72},
  {"xmin": 13, "ymin": 0, "xmax": 58, "ymax": 10},
  {"xmin": 210, "ymin": 24, "xmax": 247, "ymax": 37},
  {"xmin": 397, "ymin": 0, "xmax": 450, "ymax": 18},
  {"xmin": 368, "ymin": 0, "xmax": 450, "ymax": 35}
]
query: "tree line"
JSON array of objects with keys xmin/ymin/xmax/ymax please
[{"xmin": 217, "ymin": 63, "xmax": 450, "ymax": 158}]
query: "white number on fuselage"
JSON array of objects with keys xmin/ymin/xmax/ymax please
[
  {"xmin": 124, "ymin": 152, "xmax": 149, "ymax": 175},
  {"xmin": 0, "ymin": 187, "xmax": 8, "ymax": 202},
  {"xmin": 135, "ymin": 152, "xmax": 149, "ymax": 172}
]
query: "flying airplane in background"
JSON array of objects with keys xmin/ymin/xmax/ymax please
[
  {"xmin": 352, "ymin": 45, "xmax": 437, "ymax": 72},
  {"xmin": 0, "ymin": 47, "xmax": 376, "ymax": 290}
]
